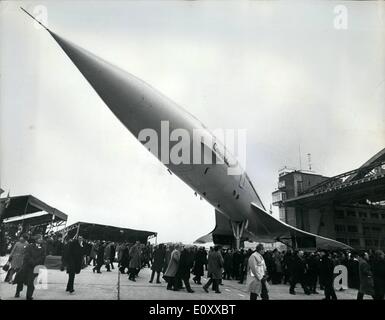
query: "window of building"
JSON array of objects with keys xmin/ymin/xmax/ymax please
[
  {"xmin": 363, "ymin": 226, "xmax": 370, "ymax": 235},
  {"xmin": 335, "ymin": 210, "xmax": 344, "ymax": 219},
  {"xmin": 370, "ymin": 213, "xmax": 379, "ymax": 219},
  {"xmin": 359, "ymin": 212, "xmax": 367, "ymax": 218},
  {"xmin": 348, "ymin": 225, "xmax": 358, "ymax": 233},
  {"xmin": 335, "ymin": 225, "xmax": 345, "ymax": 232},
  {"xmin": 346, "ymin": 210, "xmax": 356, "ymax": 217},
  {"xmin": 372, "ymin": 227, "xmax": 381, "ymax": 233},
  {"xmin": 381, "ymin": 213, "xmax": 385, "ymax": 219},
  {"xmin": 365, "ymin": 240, "xmax": 373, "ymax": 246},
  {"xmin": 373, "ymin": 240, "xmax": 379, "ymax": 246},
  {"xmin": 349, "ymin": 239, "xmax": 360, "ymax": 246}
]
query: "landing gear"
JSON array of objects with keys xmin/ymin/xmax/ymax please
[{"xmin": 230, "ymin": 220, "xmax": 248, "ymax": 250}]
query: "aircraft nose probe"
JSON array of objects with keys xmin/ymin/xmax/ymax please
[{"xmin": 20, "ymin": 7, "xmax": 50, "ymax": 31}]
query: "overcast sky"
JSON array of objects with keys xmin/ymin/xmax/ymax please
[{"xmin": 1, "ymin": 1, "xmax": 384, "ymax": 244}]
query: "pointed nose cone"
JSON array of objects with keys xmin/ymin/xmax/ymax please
[{"xmin": 48, "ymin": 31, "xmax": 147, "ymax": 137}]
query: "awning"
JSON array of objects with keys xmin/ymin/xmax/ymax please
[
  {"xmin": 0, "ymin": 195, "xmax": 68, "ymax": 223},
  {"xmin": 57, "ymin": 221, "xmax": 157, "ymax": 243}
]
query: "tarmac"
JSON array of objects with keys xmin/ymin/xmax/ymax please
[{"xmin": 0, "ymin": 255, "xmax": 364, "ymax": 300}]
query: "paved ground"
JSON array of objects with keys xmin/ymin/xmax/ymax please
[{"xmin": 0, "ymin": 256, "xmax": 362, "ymax": 300}]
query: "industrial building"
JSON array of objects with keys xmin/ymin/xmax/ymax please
[{"xmin": 272, "ymin": 148, "xmax": 385, "ymax": 250}]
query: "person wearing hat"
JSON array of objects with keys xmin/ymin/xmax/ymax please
[{"xmin": 14, "ymin": 234, "xmax": 46, "ymax": 300}]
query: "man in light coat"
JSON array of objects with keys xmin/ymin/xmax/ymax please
[
  {"xmin": 164, "ymin": 244, "xmax": 182, "ymax": 290},
  {"xmin": 246, "ymin": 243, "xmax": 269, "ymax": 300}
]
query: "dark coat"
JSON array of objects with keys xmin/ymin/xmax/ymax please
[
  {"xmin": 110, "ymin": 245, "xmax": 116, "ymax": 261},
  {"xmin": 151, "ymin": 247, "xmax": 166, "ymax": 273},
  {"xmin": 14, "ymin": 243, "xmax": 46, "ymax": 286},
  {"xmin": 372, "ymin": 259, "xmax": 385, "ymax": 298},
  {"xmin": 64, "ymin": 240, "xmax": 84, "ymax": 274},
  {"xmin": 192, "ymin": 249, "xmax": 207, "ymax": 276},
  {"xmin": 291, "ymin": 256, "xmax": 307, "ymax": 278},
  {"xmin": 358, "ymin": 258, "xmax": 374, "ymax": 295},
  {"xmin": 347, "ymin": 258, "xmax": 359, "ymax": 289},
  {"xmin": 307, "ymin": 255, "xmax": 319, "ymax": 277},
  {"xmin": 176, "ymin": 249, "xmax": 194, "ymax": 279},
  {"xmin": 223, "ymin": 252, "xmax": 233, "ymax": 272},
  {"xmin": 319, "ymin": 256, "xmax": 335, "ymax": 286},
  {"xmin": 96, "ymin": 244, "xmax": 105, "ymax": 265},
  {"xmin": 207, "ymin": 250, "xmax": 224, "ymax": 280},
  {"xmin": 120, "ymin": 247, "xmax": 130, "ymax": 268},
  {"xmin": 129, "ymin": 244, "xmax": 141, "ymax": 269}
]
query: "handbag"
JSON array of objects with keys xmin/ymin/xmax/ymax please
[{"xmin": 2, "ymin": 262, "xmax": 10, "ymax": 272}]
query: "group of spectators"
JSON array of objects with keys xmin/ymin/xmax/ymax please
[
  {"xmin": 146, "ymin": 244, "xmax": 385, "ymax": 300},
  {"xmin": 3, "ymin": 233, "xmax": 385, "ymax": 301}
]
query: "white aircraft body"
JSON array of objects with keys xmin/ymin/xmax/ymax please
[{"xmin": 22, "ymin": 8, "xmax": 351, "ymax": 249}]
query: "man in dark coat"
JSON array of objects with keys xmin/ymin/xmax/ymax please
[
  {"xmin": 203, "ymin": 246, "xmax": 224, "ymax": 294},
  {"xmin": 357, "ymin": 251, "xmax": 375, "ymax": 300},
  {"xmin": 119, "ymin": 243, "xmax": 130, "ymax": 274},
  {"xmin": 109, "ymin": 242, "xmax": 116, "ymax": 270},
  {"xmin": 232, "ymin": 249, "xmax": 242, "ymax": 280},
  {"xmin": 319, "ymin": 250, "xmax": 337, "ymax": 300},
  {"xmin": 128, "ymin": 241, "xmax": 141, "ymax": 281},
  {"xmin": 289, "ymin": 250, "xmax": 310, "ymax": 295},
  {"xmin": 14, "ymin": 234, "xmax": 46, "ymax": 300},
  {"xmin": 372, "ymin": 250, "xmax": 385, "ymax": 300},
  {"xmin": 149, "ymin": 244, "xmax": 166, "ymax": 283},
  {"xmin": 306, "ymin": 252, "xmax": 320, "ymax": 294},
  {"xmin": 93, "ymin": 241, "xmax": 105, "ymax": 273},
  {"xmin": 347, "ymin": 252, "xmax": 359, "ymax": 289},
  {"xmin": 222, "ymin": 249, "xmax": 233, "ymax": 280},
  {"xmin": 239, "ymin": 250, "xmax": 252, "ymax": 284},
  {"xmin": 192, "ymin": 247, "xmax": 207, "ymax": 284},
  {"xmin": 175, "ymin": 246, "xmax": 194, "ymax": 293},
  {"xmin": 63, "ymin": 236, "xmax": 84, "ymax": 293},
  {"xmin": 282, "ymin": 250, "xmax": 293, "ymax": 285}
]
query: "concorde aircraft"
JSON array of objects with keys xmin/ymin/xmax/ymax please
[{"xmin": 22, "ymin": 8, "xmax": 351, "ymax": 249}]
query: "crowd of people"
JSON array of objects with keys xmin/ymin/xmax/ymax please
[{"xmin": 2, "ymin": 233, "xmax": 385, "ymax": 301}]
